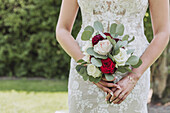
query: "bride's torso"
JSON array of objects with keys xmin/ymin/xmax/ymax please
[
  {"xmin": 69, "ymin": 1, "xmax": 151, "ymax": 112},
  {"xmin": 76, "ymin": 0, "xmax": 149, "ymax": 57}
]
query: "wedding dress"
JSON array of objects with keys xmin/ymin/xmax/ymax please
[{"xmin": 68, "ymin": 0, "xmax": 151, "ymax": 113}]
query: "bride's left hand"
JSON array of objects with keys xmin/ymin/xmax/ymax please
[{"xmin": 105, "ymin": 73, "xmax": 139, "ymax": 104}]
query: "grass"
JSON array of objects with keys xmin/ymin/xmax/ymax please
[{"xmin": 0, "ymin": 78, "xmax": 69, "ymax": 113}]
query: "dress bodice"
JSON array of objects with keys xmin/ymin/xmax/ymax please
[{"xmin": 77, "ymin": 0, "xmax": 148, "ymax": 36}]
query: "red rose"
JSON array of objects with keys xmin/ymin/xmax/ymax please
[
  {"xmin": 113, "ymin": 38, "xmax": 120, "ymax": 42},
  {"xmin": 100, "ymin": 57, "xmax": 116, "ymax": 74},
  {"xmin": 92, "ymin": 34, "xmax": 104, "ymax": 46},
  {"xmin": 92, "ymin": 33, "xmax": 120, "ymax": 46}
]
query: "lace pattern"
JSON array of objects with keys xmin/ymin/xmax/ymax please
[{"xmin": 68, "ymin": 0, "xmax": 150, "ymax": 113}]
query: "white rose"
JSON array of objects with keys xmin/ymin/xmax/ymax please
[
  {"xmin": 113, "ymin": 48, "xmax": 130, "ymax": 66},
  {"xmin": 94, "ymin": 40, "xmax": 113, "ymax": 55},
  {"xmin": 87, "ymin": 64, "xmax": 102, "ymax": 78},
  {"xmin": 82, "ymin": 41, "xmax": 92, "ymax": 53}
]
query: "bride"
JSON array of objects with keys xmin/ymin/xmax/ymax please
[{"xmin": 56, "ymin": 0, "xmax": 169, "ymax": 113}]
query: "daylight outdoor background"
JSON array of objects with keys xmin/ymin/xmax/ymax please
[{"xmin": 0, "ymin": 0, "xmax": 169, "ymax": 113}]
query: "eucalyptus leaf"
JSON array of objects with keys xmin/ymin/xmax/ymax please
[
  {"xmin": 122, "ymin": 35, "xmax": 129, "ymax": 41},
  {"xmin": 86, "ymin": 47, "xmax": 108, "ymax": 59},
  {"xmin": 126, "ymin": 55, "xmax": 139, "ymax": 65},
  {"xmin": 76, "ymin": 66, "xmax": 89, "ymax": 81},
  {"xmin": 111, "ymin": 34, "xmax": 118, "ymax": 38},
  {"xmin": 81, "ymin": 30, "xmax": 93, "ymax": 41},
  {"xmin": 126, "ymin": 49, "xmax": 135, "ymax": 54},
  {"xmin": 93, "ymin": 21, "xmax": 104, "ymax": 32},
  {"xmin": 106, "ymin": 36, "xmax": 116, "ymax": 46},
  {"xmin": 77, "ymin": 59, "xmax": 85, "ymax": 63},
  {"xmin": 89, "ymin": 76, "xmax": 95, "ymax": 82},
  {"xmin": 116, "ymin": 66, "xmax": 132, "ymax": 73},
  {"xmin": 110, "ymin": 23, "xmax": 117, "ymax": 34},
  {"xmin": 114, "ymin": 41, "xmax": 122, "ymax": 50},
  {"xmin": 121, "ymin": 41, "xmax": 128, "ymax": 47},
  {"xmin": 91, "ymin": 57, "xmax": 102, "ymax": 67},
  {"xmin": 131, "ymin": 58, "xmax": 142, "ymax": 68},
  {"xmin": 84, "ymin": 25, "xmax": 94, "ymax": 34},
  {"xmin": 79, "ymin": 66, "xmax": 85, "ymax": 75},
  {"xmin": 99, "ymin": 31, "xmax": 106, "ymax": 38},
  {"xmin": 108, "ymin": 53, "xmax": 115, "ymax": 62},
  {"xmin": 94, "ymin": 76, "xmax": 102, "ymax": 83},
  {"xmin": 114, "ymin": 48, "xmax": 120, "ymax": 55},
  {"xmin": 128, "ymin": 36, "xmax": 135, "ymax": 43},
  {"xmin": 116, "ymin": 24, "xmax": 124, "ymax": 36},
  {"xmin": 105, "ymin": 74, "xmax": 115, "ymax": 81},
  {"xmin": 82, "ymin": 75, "xmax": 89, "ymax": 81}
]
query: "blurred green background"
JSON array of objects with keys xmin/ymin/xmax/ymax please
[{"xmin": 0, "ymin": 0, "xmax": 169, "ymax": 113}]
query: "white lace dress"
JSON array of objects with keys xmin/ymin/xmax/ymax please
[{"xmin": 68, "ymin": 0, "xmax": 151, "ymax": 113}]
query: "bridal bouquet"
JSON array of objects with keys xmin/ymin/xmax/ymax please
[{"xmin": 76, "ymin": 21, "xmax": 142, "ymax": 83}]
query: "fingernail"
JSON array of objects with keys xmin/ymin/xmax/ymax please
[
  {"xmin": 117, "ymin": 86, "xmax": 121, "ymax": 89},
  {"xmin": 110, "ymin": 92, "xmax": 113, "ymax": 96}
]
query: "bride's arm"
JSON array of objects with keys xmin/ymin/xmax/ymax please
[
  {"xmin": 106, "ymin": 0, "xmax": 169, "ymax": 104},
  {"xmin": 56, "ymin": 0, "xmax": 84, "ymax": 62},
  {"xmin": 130, "ymin": 0, "xmax": 169, "ymax": 81}
]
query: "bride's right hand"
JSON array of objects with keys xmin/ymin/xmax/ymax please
[{"xmin": 93, "ymin": 76, "xmax": 121, "ymax": 96}]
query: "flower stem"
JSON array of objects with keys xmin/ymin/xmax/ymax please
[{"xmin": 108, "ymin": 53, "xmax": 114, "ymax": 62}]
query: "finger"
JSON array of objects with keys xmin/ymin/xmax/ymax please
[
  {"xmin": 117, "ymin": 93, "xmax": 128, "ymax": 104},
  {"xmin": 105, "ymin": 92, "xmax": 112, "ymax": 101},
  {"xmin": 112, "ymin": 91, "xmax": 126, "ymax": 104},
  {"xmin": 93, "ymin": 82, "xmax": 112, "ymax": 93},
  {"xmin": 110, "ymin": 89, "xmax": 122, "ymax": 103},
  {"xmin": 99, "ymin": 80, "xmax": 121, "ymax": 89},
  {"xmin": 111, "ymin": 87, "xmax": 119, "ymax": 92}
]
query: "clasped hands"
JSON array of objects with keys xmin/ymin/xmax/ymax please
[{"xmin": 93, "ymin": 73, "xmax": 138, "ymax": 104}]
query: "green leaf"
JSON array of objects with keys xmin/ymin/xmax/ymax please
[
  {"xmin": 89, "ymin": 75, "xmax": 102, "ymax": 83},
  {"xmin": 84, "ymin": 25, "xmax": 94, "ymax": 34},
  {"xmin": 93, "ymin": 21, "xmax": 104, "ymax": 32},
  {"xmin": 131, "ymin": 58, "xmax": 142, "ymax": 68},
  {"xmin": 75, "ymin": 65, "xmax": 83, "ymax": 72},
  {"xmin": 77, "ymin": 59, "xmax": 85, "ymax": 63},
  {"xmin": 116, "ymin": 66, "xmax": 132, "ymax": 73},
  {"xmin": 91, "ymin": 57, "xmax": 102, "ymax": 67},
  {"xmin": 105, "ymin": 74, "xmax": 115, "ymax": 81},
  {"xmin": 76, "ymin": 66, "xmax": 89, "ymax": 81},
  {"xmin": 99, "ymin": 31, "xmax": 107, "ymax": 38},
  {"xmin": 114, "ymin": 48, "xmax": 120, "ymax": 55},
  {"xmin": 106, "ymin": 36, "xmax": 116, "ymax": 46},
  {"xmin": 82, "ymin": 75, "xmax": 89, "ymax": 81},
  {"xmin": 128, "ymin": 36, "xmax": 135, "ymax": 43},
  {"xmin": 94, "ymin": 76, "xmax": 102, "ymax": 83},
  {"xmin": 126, "ymin": 49, "xmax": 135, "ymax": 54},
  {"xmin": 86, "ymin": 47, "xmax": 108, "ymax": 59},
  {"xmin": 112, "ymin": 34, "xmax": 118, "ymax": 38},
  {"xmin": 108, "ymin": 53, "xmax": 115, "ymax": 62},
  {"xmin": 81, "ymin": 30, "xmax": 93, "ymax": 41},
  {"xmin": 114, "ymin": 41, "xmax": 122, "ymax": 50},
  {"xmin": 122, "ymin": 35, "xmax": 129, "ymax": 41},
  {"xmin": 121, "ymin": 41, "xmax": 128, "ymax": 47},
  {"xmin": 110, "ymin": 23, "xmax": 117, "ymax": 34},
  {"xmin": 116, "ymin": 24, "xmax": 124, "ymax": 36},
  {"xmin": 126, "ymin": 55, "xmax": 139, "ymax": 65}
]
